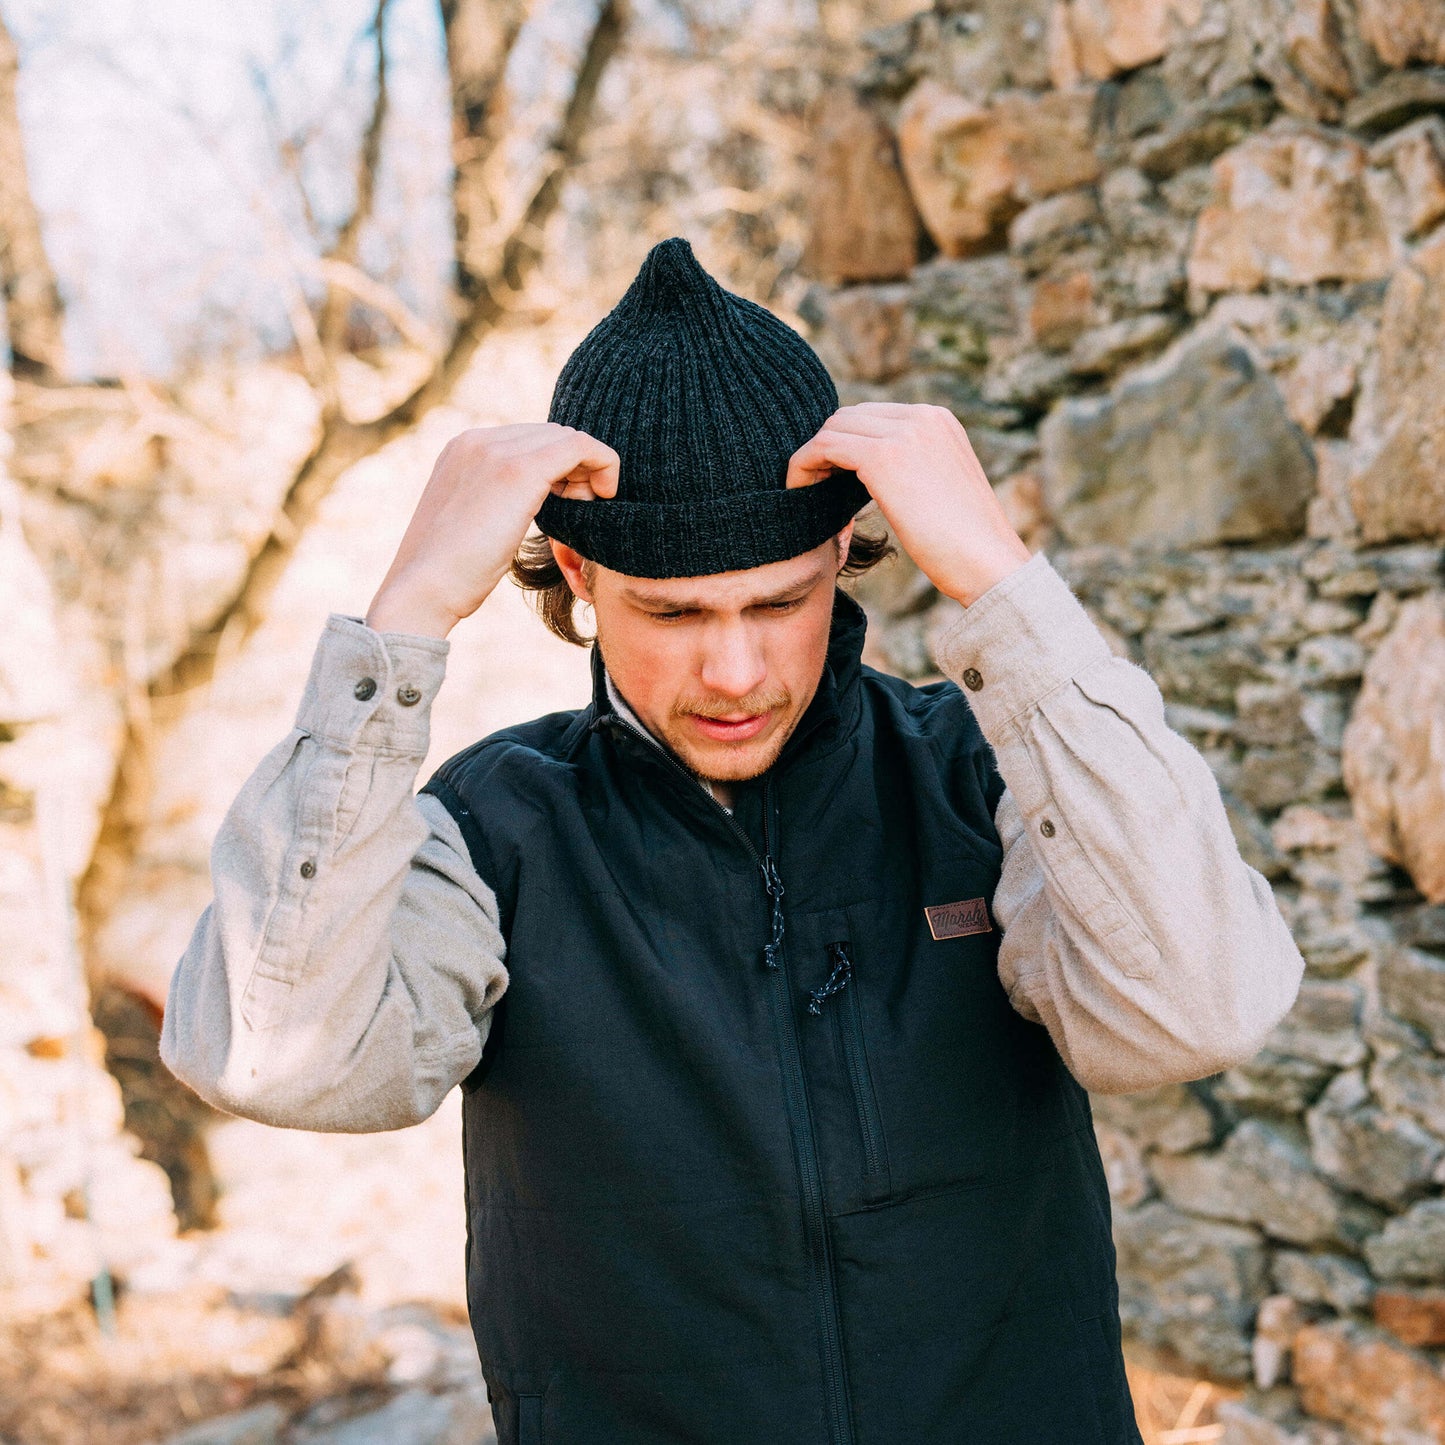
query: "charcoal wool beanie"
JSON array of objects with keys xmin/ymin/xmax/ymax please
[{"xmin": 535, "ymin": 235, "xmax": 871, "ymax": 579}]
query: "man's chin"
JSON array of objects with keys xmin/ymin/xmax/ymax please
[{"xmin": 667, "ymin": 726, "xmax": 789, "ymax": 786}]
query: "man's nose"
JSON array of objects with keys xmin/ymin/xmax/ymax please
[{"xmin": 698, "ymin": 624, "xmax": 767, "ymax": 701}]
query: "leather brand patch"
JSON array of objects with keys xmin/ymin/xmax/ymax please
[{"xmin": 925, "ymin": 896, "xmax": 993, "ymax": 940}]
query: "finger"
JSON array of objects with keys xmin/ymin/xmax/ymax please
[
  {"xmin": 784, "ymin": 431, "xmax": 880, "ymax": 489},
  {"xmin": 540, "ymin": 432, "xmax": 621, "ymax": 499}
]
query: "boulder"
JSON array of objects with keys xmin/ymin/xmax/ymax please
[
  {"xmin": 1047, "ymin": 0, "xmax": 1174, "ymax": 84},
  {"xmin": 896, "ymin": 80, "xmax": 1102, "ymax": 256},
  {"xmin": 1363, "ymin": 1198, "xmax": 1445, "ymax": 1282},
  {"xmin": 1113, "ymin": 1199, "xmax": 1270, "ymax": 1381},
  {"xmin": 1149, "ymin": 1118, "xmax": 1384, "ymax": 1248},
  {"xmin": 1347, "ymin": 231, "xmax": 1445, "ymax": 542},
  {"xmin": 1358, "ymin": 0, "xmax": 1445, "ymax": 66},
  {"xmin": 803, "ymin": 88, "xmax": 921, "ymax": 283},
  {"xmin": 1040, "ymin": 330, "xmax": 1315, "ymax": 548},
  {"xmin": 1188, "ymin": 125, "xmax": 1394, "ymax": 293},
  {"xmin": 1293, "ymin": 1320, "xmax": 1445, "ymax": 1443},
  {"xmin": 1341, "ymin": 593, "xmax": 1445, "ymax": 902},
  {"xmin": 1374, "ymin": 1287, "xmax": 1445, "ymax": 1348}
]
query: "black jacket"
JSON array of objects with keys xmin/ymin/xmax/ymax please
[{"xmin": 422, "ymin": 588, "xmax": 1143, "ymax": 1445}]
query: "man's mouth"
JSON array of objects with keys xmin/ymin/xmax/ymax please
[{"xmin": 687, "ymin": 710, "xmax": 772, "ymax": 743}]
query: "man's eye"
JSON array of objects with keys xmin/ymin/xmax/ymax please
[
  {"xmin": 651, "ymin": 609, "xmax": 688, "ymax": 622},
  {"xmin": 766, "ymin": 598, "xmax": 804, "ymax": 612}
]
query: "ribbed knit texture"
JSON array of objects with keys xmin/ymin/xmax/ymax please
[{"xmin": 535, "ymin": 235, "xmax": 870, "ymax": 579}]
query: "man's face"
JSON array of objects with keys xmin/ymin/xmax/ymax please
[{"xmin": 556, "ymin": 529, "xmax": 851, "ymax": 785}]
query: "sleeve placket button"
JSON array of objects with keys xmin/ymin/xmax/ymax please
[
  {"xmin": 397, "ymin": 684, "xmax": 422, "ymax": 707},
  {"xmin": 1040, "ymin": 818, "xmax": 1056, "ymax": 837},
  {"xmin": 354, "ymin": 677, "xmax": 377, "ymax": 701},
  {"xmin": 299, "ymin": 858, "xmax": 317, "ymax": 878},
  {"xmin": 961, "ymin": 667, "xmax": 983, "ymax": 690}
]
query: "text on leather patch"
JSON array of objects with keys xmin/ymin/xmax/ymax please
[{"xmin": 925, "ymin": 896, "xmax": 993, "ymax": 940}]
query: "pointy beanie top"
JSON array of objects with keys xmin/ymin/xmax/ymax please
[{"xmin": 535, "ymin": 235, "xmax": 871, "ymax": 579}]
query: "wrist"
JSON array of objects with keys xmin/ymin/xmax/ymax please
[
  {"xmin": 938, "ymin": 539, "xmax": 1033, "ymax": 608},
  {"xmin": 364, "ymin": 582, "xmax": 460, "ymax": 640}
]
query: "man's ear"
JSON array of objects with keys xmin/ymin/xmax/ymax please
[
  {"xmin": 551, "ymin": 539, "xmax": 594, "ymax": 602},
  {"xmin": 835, "ymin": 520, "xmax": 855, "ymax": 572}
]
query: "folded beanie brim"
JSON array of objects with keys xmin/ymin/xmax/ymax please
[{"xmin": 535, "ymin": 469, "xmax": 872, "ymax": 580}]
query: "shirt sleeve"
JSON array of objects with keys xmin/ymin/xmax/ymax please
[
  {"xmin": 159, "ymin": 614, "xmax": 509, "ymax": 1133},
  {"xmin": 930, "ymin": 549, "xmax": 1305, "ymax": 1096}
]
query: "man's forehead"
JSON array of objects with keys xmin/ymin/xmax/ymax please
[{"xmin": 612, "ymin": 548, "xmax": 834, "ymax": 610}]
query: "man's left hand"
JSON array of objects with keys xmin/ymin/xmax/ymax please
[{"xmin": 785, "ymin": 402, "xmax": 1031, "ymax": 607}]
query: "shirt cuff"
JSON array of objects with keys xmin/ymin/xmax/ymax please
[
  {"xmin": 930, "ymin": 550, "xmax": 1113, "ymax": 733},
  {"xmin": 294, "ymin": 613, "xmax": 450, "ymax": 753}
]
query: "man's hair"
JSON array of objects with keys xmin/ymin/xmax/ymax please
[{"xmin": 510, "ymin": 523, "xmax": 897, "ymax": 647}]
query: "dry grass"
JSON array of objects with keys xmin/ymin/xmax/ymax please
[{"xmin": 1128, "ymin": 1357, "xmax": 1246, "ymax": 1444}]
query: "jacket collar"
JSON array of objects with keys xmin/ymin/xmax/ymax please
[{"xmin": 586, "ymin": 585, "xmax": 869, "ymax": 775}]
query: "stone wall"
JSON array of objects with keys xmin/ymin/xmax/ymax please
[{"xmin": 805, "ymin": 3, "xmax": 1445, "ymax": 1440}]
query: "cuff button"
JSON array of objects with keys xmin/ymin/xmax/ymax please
[
  {"xmin": 1040, "ymin": 818, "xmax": 1056, "ymax": 837},
  {"xmin": 299, "ymin": 858, "xmax": 317, "ymax": 878},
  {"xmin": 397, "ymin": 683, "xmax": 422, "ymax": 707},
  {"xmin": 962, "ymin": 667, "xmax": 983, "ymax": 690},
  {"xmin": 354, "ymin": 677, "xmax": 377, "ymax": 701}
]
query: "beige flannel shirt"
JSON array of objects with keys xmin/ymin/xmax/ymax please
[{"xmin": 159, "ymin": 550, "xmax": 1306, "ymax": 1131}]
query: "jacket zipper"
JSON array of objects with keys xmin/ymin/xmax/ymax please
[
  {"xmin": 598, "ymin": 716, "xmax": 855, "ymax": 1445},
  {"xmin": 815, "ymin": 942, "xmax": 886, "ymax": 1183}
]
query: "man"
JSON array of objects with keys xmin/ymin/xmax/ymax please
[{"xmin": 162, "ymin": 236, "xmax": 1305, "ymax": 1445}]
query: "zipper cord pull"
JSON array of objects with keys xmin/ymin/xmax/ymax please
[
  {"xmin": 761, "ymin": 857, "xmax": 785, "ymax": 970},
  {"xmin": 808, "ymin": 941, "xmax": 853, "ymax": 1014}
]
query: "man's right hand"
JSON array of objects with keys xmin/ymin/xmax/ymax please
[{"xmin": 364, "ymin": 424, "xmax": 620, "ymax": 638}]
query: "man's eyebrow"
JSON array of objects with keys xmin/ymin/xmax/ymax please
[{"xmin": 622, "ymin": 573, "xmax": 827, "ymax": 611}]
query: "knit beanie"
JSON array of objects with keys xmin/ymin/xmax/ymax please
[{"xmin": 535, "ymin": 236, "xmax": 871, "ymax": 579}]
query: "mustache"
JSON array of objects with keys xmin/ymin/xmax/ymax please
[{"xmin": 673, "ymin": 688, "xmax": 790, "ymax": 719}]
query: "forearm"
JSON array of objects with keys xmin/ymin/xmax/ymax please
[
  {"xmin": 932, "ymin": 551, "xmax": 1305, "ymax": 1094},
  {"xmin": 160, "ymin": 615, "xmax": 508, "ymax": 1131}
]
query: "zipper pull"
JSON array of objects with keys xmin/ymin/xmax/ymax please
[
  {"xmin": 761, "ymin": 856, "xmax": 785, "ymax": 970},
  {"xmin": 808, "ymin": 941, "xmax": 853, "ymax": 1014}
]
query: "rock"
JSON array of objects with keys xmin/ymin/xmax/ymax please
[
  {"xmin": 803, "ymin": 88, "xmax": 920, "ymax": 283},
  {"xmin": 1271, "ymin": 1248, "xmax": 1377, "ymax": 1313},
  {"xmin": 1293, "ymin": 1320, "xmax": 1445, "ymax": 1443},
  {"xmin": 1113, "ymin": 1199, "xmax": 1270, "ymax": 1381},
  {"xmin": 896, "ymin": 80, "xmax": 1102, "ymax": 256},
  {"xmin": 1028, "ymin": 269, "xmax": 1096, "ymax": 350},
  {"xmin": 1008, "ymin": 189, "xmax": 1103, "ymax": 275},
  {"xmin": 1040, "ymin": 331, "xmax": 1315, "ymax": 549},
  {"xmin": 162, "ymin": 1403, "xmax": 288, "ymax": 1445},
  {"xmin": 1364, "ymin": 1198, "xmax": 1445, "ymax": 1282},
  {"xmin": 1149, "ymin": 1118, "xmax": 1384, "ymax": 1248},
  {"xmin": 1374, "ymin": 1287, "xmax": 1445, "ymax": 1348},
  {"xmin": 1047, "ymin": 0, "xmax": 1173, "ymax": 83},
  {"xmin": 1306, "ymin": 1074, "xmax": 1445, "ymax": 1207},
  {"xmin": 1216, "ymin": 1397, "xmax": 1340, "ymax": 1445},
  {"xmin": 1371, "ymin": 1049, "xmax": 1445, "ymax": 1139},
  {"xmin": 1347, "ymin": 231, "xmax": 1445, "ymax": 543},
  {"xmin": 801, "ymin": 282, "xmax": 915, "ymax": 381},
  {"xmin": 1089, "ymin": 1081, "xmax": 1217, "ymax": 1153},
  {"xmin": 1341, "ymin": 594, "xmax": 1445, "ymax": 903},
  {"xmin": 1094, "ymin": 1121, "xmax": 1151, "ymax": 1207},
  {"xmin": 1379, "ymin": 947, "xmax": 1445, "ymax": 1054},
  {"xmin": 1188, "ymin": 125, "xmax": 1395, "ymax": 294},
  {"xmin": 1246, "ymin": 0, "xmax": 1358, "ymax": 124},
  {"xmin": 1130, "ymin": 84, "xmax": 1277, "ymax": 180},
  {"xmin": 1344, "ymin": 65, "xmax": 1445, "ymax": 134},
  {"xmin": 907, "ymin": 253, "xmax": 1022, "ymax": 374},
  {"xmin": 1369, "ymin": 116, "xmax": 1445, "ymax": 239},
  {"xmin": 1253, "ymin": 1294, "xmax": 1304, "ymax": 1390},
  {"xmin": 1358, "ymin": 0, "xmax": 1445, "ymax": 66},
  {"xmin": 291, "ymin": 1387, "xmax": 492, "ymax": 1445}
]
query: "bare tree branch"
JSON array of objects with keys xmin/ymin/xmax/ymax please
[
  {"xmin": 0, "ymin": 9, "xmax": 65, "ymax": 378},
  {"xmin": 155, "ymin": 0, "xmax": 624, "ymax": 700},
  {"xmin": 317, "ymin": 0, "xmax": 393, "ymax": 353}
]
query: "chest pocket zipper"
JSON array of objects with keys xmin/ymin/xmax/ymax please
[{"xmin": 813, "ymin": 942, "xmax": 889, "ymax": 1191}]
